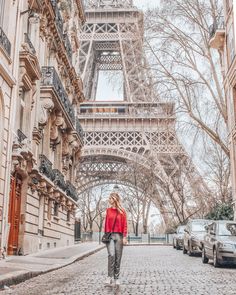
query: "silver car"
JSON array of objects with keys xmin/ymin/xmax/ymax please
[
  {"xmin": 183, "ymin": 219, "xmax": 210, "ymax": 256},
  {"xmin": 202, "ymin": 220, "xmax": 236, "ymax": 267},
  {"xmin": 173, "ymin": 225, "xmax": 186, "ymax": 250}
]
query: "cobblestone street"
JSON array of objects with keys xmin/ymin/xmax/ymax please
[{"xmin": 2, "ymin": 245, "xmax": 236, "ymax": 295}]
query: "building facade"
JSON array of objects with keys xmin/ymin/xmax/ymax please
[
  {"xmin": 209, "ymin": 0, "xmax": 236, "ymax": 217},
  {"xmin": 0, "ymin": 0, "xmax": 85, "ymax": 256}
]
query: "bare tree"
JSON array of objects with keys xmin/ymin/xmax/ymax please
[
  {"xmin": 77, "ymin": 185, "xmax": 109, "ymax": 237},
  {"xmin": 144, "ymin": 0, "xmax": 228, "ymax": 156},
  {"xmin": 116, "ymin": 156, "xmax": 155, "ymax": 235},
  {"xmin": 203, "ymin": 143, "xmax": 230, "ymax": 204}
]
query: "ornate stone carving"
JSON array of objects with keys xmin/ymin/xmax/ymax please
[
  {"xmin": 39, "ymin": 15, "xmax": 48, "ymax": 38},
  {"xmin": 38, "ymin": 97, "xmax": 54, "ymax": 126},
  {"xmin": 62, "ymin": 155, "xmax": 70, "ymax": 174},
  {"xmin": 50, "ymin": 111, "xmax": 66, "ymax": 149}
]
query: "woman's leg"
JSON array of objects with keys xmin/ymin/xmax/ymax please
[
  {"xmin": 106, "ymin": 237, "xmax": 115, "ymax": 278},
  {"xmin": 114, "ymin": 233, "xmax": 123, "ymax": 280}
]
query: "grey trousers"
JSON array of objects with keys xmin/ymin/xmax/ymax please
[{"xmin": 106, "ymin": 233, "xmax": 123, "ymax": 279}]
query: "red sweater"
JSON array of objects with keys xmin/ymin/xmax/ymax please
[{"xmin": 104, "ymin": 208, "xmax": 127, "ymax": 237}]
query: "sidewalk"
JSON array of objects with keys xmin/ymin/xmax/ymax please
[{"xmin": 0, "ymin": 242, "xmax": 105, "ymax": 290}]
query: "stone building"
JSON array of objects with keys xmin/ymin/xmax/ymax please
[
  {"xmin": 209, "ymin": 0, "xmax": 236, "ymax": 216},
  {"xmin": 0, "ymin": 0, "xmax": 85, "ymax": 255}
]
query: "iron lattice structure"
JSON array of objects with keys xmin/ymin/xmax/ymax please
[{"xmin": 76, "ymin": 0, "xmax": 211, "ymax": 225}]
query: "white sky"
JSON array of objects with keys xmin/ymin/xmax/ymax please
[{"xmin": 95, "ymin": 0, "xmax": 159, "ymax": 101}]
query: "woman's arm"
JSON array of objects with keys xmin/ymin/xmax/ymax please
[
  {"xmin": 122, "ymin": 211, "xmax": 128, "ymax": 245},
  {"xmin": 104, "ymin": 209, "xmax": 108, "ymax": 233}
]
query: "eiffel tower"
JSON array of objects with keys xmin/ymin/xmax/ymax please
[{"xmin": 76, "ymin": 0, "xmax": 211, "ymax": 225}]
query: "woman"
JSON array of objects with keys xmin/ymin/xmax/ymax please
[{"xmin": 104, "ymin": 192, "xmax": 127, "ymax": 286}]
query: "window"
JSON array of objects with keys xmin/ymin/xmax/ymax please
[
  {"xmin": 53, "ymin": 202, "xmax": 59, "ymax": 216},
  {"xmin": 67, "ymin": 210, "xmax": 71, "ymax": 222},
  {"xmin": 19, "ymin": 89, "xmax": 26, "ymax": 132},
  {"xmin": 218, "ymin": 223, "xmax": 236, "ymax": 236},
  {"xmin": 191, "ymin": 222, "xmax": 208, "ymax": 232},
  {"xmin": 47, "ymin": 199, "xmax": 52, "ymax": 220}
]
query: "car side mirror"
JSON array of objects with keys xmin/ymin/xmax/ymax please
[
  {"xmin": 204, "ymin": 225, "xmax": 209, "ymax": 231},
  {"xmin": 210, "ymin": 230, "xmax": 215, "ymax": 235},
  {"xmin": 184, "ymin": 228, "xmax": 188, "ymax": 233}
]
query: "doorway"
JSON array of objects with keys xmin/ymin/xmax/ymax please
[{"xmin": 8, "ymin": 175, "xmax": 22, "ymax": 255}]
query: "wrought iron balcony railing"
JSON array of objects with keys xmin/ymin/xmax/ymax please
[
  {"xmin": 76, "ymin": 118, "xmax": 84, "ymax": 142},
  {"xmin": 63, "ymin": 34, "xmax": 72, "ymax": 63},
  {"xmin": 0, "ymin": 26, "xmax": 11, "ymax": 57},
  {"xmin": 39, "ymin": 154, "xmax": 55, "ymax": 181},
  {"xmin": 53, "ymin": 169, "xmax": 67, "ymax": 191},
  {"xmin": 50, "ymin": 0, "xmax": 64, "ymax": 39},
  {"xmin": 24, "ymin": 33, "xmax": 36, "ymax": 54},
  {"xmin": 209, "ymin": 16, "xmax": 225, "ymax": 40},
  {"xmin": 39, "ymin": 154, "xmax": 78, "ymax": 201},
  {"xmin": 41, "ymin": 66, "xmax": 75, "ymax": 124},
  {"xmin": 66, "ymin": 181, "xmax": 78, "ymax": 202},
  {"xmin": 17, "ymin": 129, "xmax": 27, "ymax": 144}
]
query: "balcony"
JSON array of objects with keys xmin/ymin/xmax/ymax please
[
  {"xmin": 63, "ymin": 33, "xmax": 72, "ymax": 63},
  {"xmin": 0, "ymin": 26, "xmax": 11, "ymax": 57},
  {"xmin": 76, "ymin": 118, "xmax": 84, "ymax": 144},
  {"xmin": 24, "ymin": 33, "xmax": 36, "ymax": 55},
  {"xmin": 209, "ymin": 16, "xmax": 225, "ymax": 50},
  {"xmin": 39, "ymin": 154, "xmax": 55, "ymax": 181},
  {"xmin": 17, "ymin": 129, "xmax": 27, "ymax": 144},
  {"xmin": 50, "ymin": 0, "xmax": 72, "ymax": 64},
  {"xmin": 39, "ymin": 154, "xmax": 78, "ymax": 202},
  {"xmin": 41, "ymin": 66, "xmax": 75, "ymax": 126},
  {"xmin": 50, "ymin": 0, "xmax": 64, "ymax": 39},
  {"xmin": 66, "ymin": 181, "xmax": 78, "ymax": 202},
  {"xmin": 79, "ymin": 102, "xmax": 175, "ymax": 119},
  {"xmin": 53, "ymin": 169, "xmax": 67, "ymax": 191}
]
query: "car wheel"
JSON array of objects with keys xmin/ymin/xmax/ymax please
[
  {"xmin": 213, "ymin": 248, "xmax": 220, "ymax": 268},
  {"xmin": 188, "ymin": 242, "xmax": 193, "ymax": 256},
  {"xmin": 202, "ymin": 246, "xmax": 209, "ymax": 264},
  {"xmin": 183, "ymin": 244, "xmax": 187, "ymax": 254}
]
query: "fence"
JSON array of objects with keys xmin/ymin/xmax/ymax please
[
  {"xmin": 79, "ymin": 232, "xmax": 173, "ymax": 245},
  {"xmin": 127, "ymin": 234, "xmax": 173, "ymax": 244}
]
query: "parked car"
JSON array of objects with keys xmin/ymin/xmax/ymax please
[
  {"xmin": 173, "ymin": 225, "xmax": 186, "ymax": 250},
  {"xmin": 183, "ymin": 219, "xmax": 210, "ymax": 256},
  {"xmin": 202, "ymin": 220, "xmax": 236, "ymax": 267}
]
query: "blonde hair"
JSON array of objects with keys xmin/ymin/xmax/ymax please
[{"xmin": 109, "ymin": 193, "xmax": 124, "ymax": 214}]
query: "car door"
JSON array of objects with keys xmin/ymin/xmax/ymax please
[
  {"xmin": 204, "ymin": 223, "xmax": 214, "ymax": 257},
  {"xmin": 184, "ymin": 223, "xmax": 190, "ymax": 248},
  {"xmin": 207, "ymin": 222, "xmax": 217, "ymax": 259},
  {"xmin": 211, "ymin": 222, "xmax": 217, "ymax": 258}
]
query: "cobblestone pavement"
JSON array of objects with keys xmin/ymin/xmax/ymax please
[{"xmin": 2, "ymin": 246, "xmax": 236, "ymax": 295}]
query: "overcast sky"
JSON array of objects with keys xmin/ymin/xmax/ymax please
[{"xmin": 96, "ymin": 0, "xmax": 159, "ymax": 101}]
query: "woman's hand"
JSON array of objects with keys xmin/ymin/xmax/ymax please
[{"xmin": 123, "ymin": 237, "xmax": 128, "ymax": 245}]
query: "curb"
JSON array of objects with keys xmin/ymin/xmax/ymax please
[{"xmin": 0, "ymin": 245, "xmax": 105, "ymax": 290}]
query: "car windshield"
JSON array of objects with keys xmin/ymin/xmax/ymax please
[
  {"xmin": 192, "ymin": 223, "xmax": 207, "ymax": 232},
  {"xmin": 218, "ymin": 223, "xmax": 236, "ymax": 236},
  {"xmin": 177, "ymin": 226, "xmax": 185, "ymax": 233}
]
